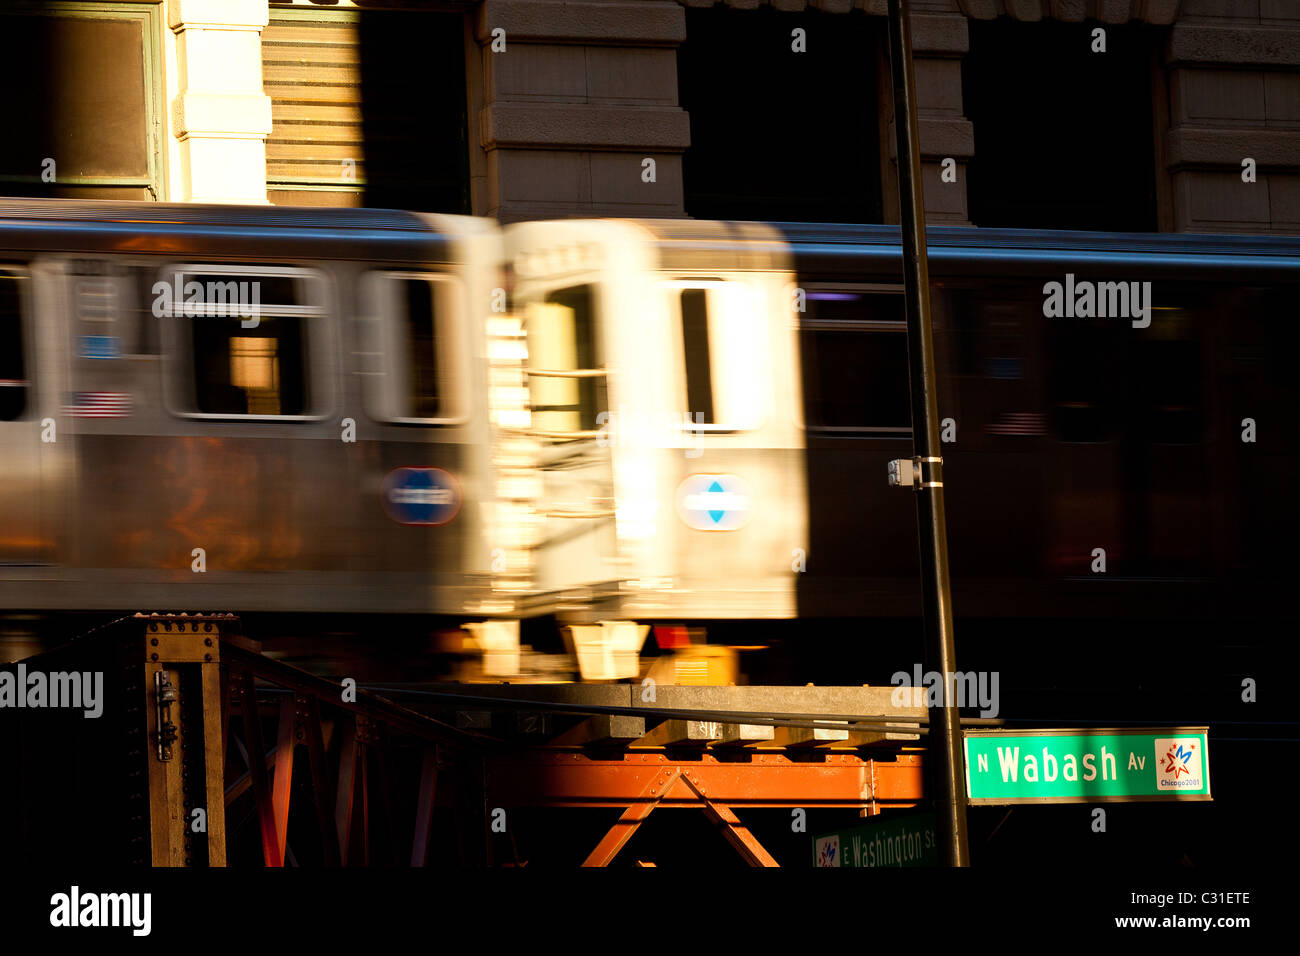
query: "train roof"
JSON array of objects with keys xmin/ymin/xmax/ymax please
[
  {"xmin": 0, "ymin": 197, "xmax": 427, "ymax": 230},
  {"xmin": 764, "ymin": 222, "xmax": 1300, "ymax": 277},
  {"xmin": 547, "ymin": 218, "xmax": 1300, "ymax": 276},
  {"xmin": 0, "ymin": 197, "xmax": 481, "ymax": 261},
  {"xmin": 768, "ymin": 221, "xmax": 1300, "ymax": 258}
]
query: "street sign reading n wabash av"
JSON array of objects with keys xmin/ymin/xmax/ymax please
[{"xmin": 963, "ymin": 727, "xmax": 1211, "ymax": 805}]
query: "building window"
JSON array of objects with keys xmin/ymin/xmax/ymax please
[
  {"xmin": 963, "ymin": 19, "xmax": 1157, "ymax": 231},
  {"xmin": 0, "ymin": 3, "xmax": 161, "ymax": 200},
  {"xmin": 264, "ymin": 6, "xmax": 469, "ymax": 211},
  {"xmin": 678, "ymin": 8, "xmax": 883, "ymax": 223}
]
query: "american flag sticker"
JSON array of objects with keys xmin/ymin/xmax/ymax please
[{"xmin": 63, "ymin": 391, "xmax": 132, "ymax": 418}]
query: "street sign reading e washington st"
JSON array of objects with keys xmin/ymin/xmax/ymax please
[
  {"xmin": 813, "ymin": 811, "xmax": 939, "ymax": 868},
  {"xmin": 963, "ymin": 727, "xmax": 1211, "ymax": 805}
]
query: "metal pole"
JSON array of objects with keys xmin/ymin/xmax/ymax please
[{"xmin": 885, "ymin": 0, "xmax": 970, "ymax": 867}]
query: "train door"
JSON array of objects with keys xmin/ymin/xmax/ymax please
[
  {"xmin": 660, "ymin": 269, "xmax": 805, "ymax": 618},
  {"xmin": 506, "ymin": 219, "xmax": 678, "ymax": 609},
  {"xmin": 356, "ymin": 240, "xmax": 495, "ymax": 615},
  {"xmin": 1042, "ymin": 290, "xmax": 1126, "ymax": 577},
  {"xmin": 795, "ymin": 284, "xmax": 918, "ymax": 615},
  {"xmin": 517, "ymin": 275, "xmax": 617, "ymax": 596},
  {"xmin": 0, "ymin": 265, "xmax": 43, "ymax": 564},
  {"xmin": 1129, "ymin": 282, "xmax": 1209, "ymax": 577}
]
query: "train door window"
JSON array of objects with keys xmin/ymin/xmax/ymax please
[
  {"xmin": 525, "ymin": 284, "xmax": 607, "ymax": 438},
  {"xmin": 799, "ymin": 287, "xmax": 910, "ymax": 433},
  {"xmin": 666, "ymin": 279, "xmax": 766, "ymax": 431},
  {"xmin": 362, "ymin": 273, "xmax": 465, "ymax": 423},
  {"xmin": 1046, "ymin": 317, "xmax": 1125, "ymax": 443},
  {"xmin": 0, "ymin": 270, "xmax": 28, "ymax": 421},
  {"xmin": 1131, "ymin": 294, "xmax": 1202, "ymax": 446},
  {"xmin": 160, "ymin": 266, "xmax": 329, "ymax": 420}
]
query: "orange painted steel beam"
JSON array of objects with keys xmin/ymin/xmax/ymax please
[
  {"xmin": 488, "ymin": 752, "xmax": 925, "ymax": 809},
  {"xmin": 582, "ymin": 768, "xmax": 670, "ymax": 866},
  {"xmin": 237, "ymin": 669, "xmax": 283, "ymax": 868},
  {"xmin": 581, "ymin": 766, "xmax": 782, "ymax": 867},
  {"xmin": 271, "ymin": 696, "xmax": 296, "ymax": 866},
  {"xmin": 679, "ymin": 773, "xmax": 779, "ymax": 867}
]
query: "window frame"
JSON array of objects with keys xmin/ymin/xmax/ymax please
[
  {"xmin": 0, "ymin": 2, "xmax": 164, "ymax": 200},
  {"xmin": 359, "ymin": 270, "xmax": 470, "ymax": 427},
  {"xmin": 159, "ymin": 262, "xmax": 335, "ymax": 423},
  {"xmin": 797, "ymin": 282, "xmax": 912, "ymax": 436}
]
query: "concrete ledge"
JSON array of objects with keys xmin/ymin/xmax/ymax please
[
  {"xmin": 482, "ymin": 104, "xmax": 692, "ymax": 150},
  {"xmin": 1165, "ymin": 127, "xmax": 1300, "ymax": 169},
  {"xmin": 887, "ymin": 117, "xmax": 976, "ymax": 160},
  {"xmin": 476, "ymin": 0, "xmax": 686, "ymax": 46},
  {"xmin": 960, "ymin": 0, "xmax": 1177, "ymax": 21},
  {"xmin": 1168, "ymin": 24, "xmax": 1300, "ymax": 67},
  {"xmin": 169, "ymin": 0, "xmax": 268, "ymax": 31},
  {"xmin": 1048, "ymin": 0, "xmax": 1087, "ymax": 23},
  {"xmin": 912, "ymin": 13, "xmax": 969, "ymax": 55},
  {"xmin": 172, "ymin": 93, "xmax": 272, "ymax": 139}
]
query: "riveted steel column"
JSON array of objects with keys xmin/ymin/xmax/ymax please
[{"xmin": 885, "ymin": 0, "xmax": 970, "ymax": 867}]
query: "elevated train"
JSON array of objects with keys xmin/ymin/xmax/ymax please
[{"xmin": 1, "ymin": 200, "xmax": 1296, "ymax": 673}]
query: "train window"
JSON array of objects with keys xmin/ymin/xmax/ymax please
[
  {"xmin": 525, "ymin": 284, "xmax": 607, "ymax": 438},
  {"xmin": 1046, "ymin": 320, "xmax": 1124, "ymax": 443},
  {"xmin": 1136, "ymin": 336, "xmax": 1202, "ymax": 445},
  {"xmin": 667, "ymin": 279, "xmax": 766, "ymax": 431},
  {"xmin": 799, "ymin": 288, "xmax": 910, "ymax": 433},
  {"xmin": 681, "ymin": 289, "xmax": 714, "ymax": 424},
  {"xmin": 161, "ymin": 265, "xmax": 328, "ymax": 420},
  {"xmin": 400, "ymin": 278, "xmax": 441, "ymax": 419},
  {"xmin": 0, "ymin": 271, "xmax": 28, "ymax": 421},
  {"xmin": 361, "ymin": 273, "xmax": 464, "ymax": 424},
  {"xmin": 192, "ymin": 319, "xmax": 306, "ymax": 416}
]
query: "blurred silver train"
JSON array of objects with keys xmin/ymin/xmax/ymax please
[{"xmin": 2, "ymin": 200, "xmax": 1298, "ymax": 665}]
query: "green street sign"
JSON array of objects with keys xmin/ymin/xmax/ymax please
[
  {"xmin": 813, "ymin": 811, "xmax": 939, "ymax": 867},
  {"xmin": 963, "ymin": 727, "xmax": 1211, "ymax": 805}
]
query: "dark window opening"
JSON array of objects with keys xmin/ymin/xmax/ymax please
[
  {"xmin": 678, "ymin": 8, "xmax": 883, "ymax": 223},
  {"xmin": 680, "ymin": 288, "xmax": 715, "ymax": 425},
  {"xmin": 963, "ymin": 19, "xmax": 1158, "ymax": 231},
  {"xmin": 1047, "ymin": 321, "xmax": 1126, "ymax": 443},
  {"xmin": 0, "ymin": 273, "xmax": 28, "ymax": 422},
  {"xmin": 1136, "ymin": 337, "xmax": 1202, "ymax": 445},
  {"xmin": 357, "ymin": 11, "xmax": 470, "ymax": 213},
  {"xmin": 176, "ymin": 268, "xmax": 317, "ymax": 418},
  {"xmin": 0, "ymin": 10, "xmax": 157, "ymax": 201},
  {"xmin": 191, "ymin": 318, "xmax": 308, "ymax": 417},
  {"xmin": 399, "ymin": 278, "xmax": 442, "ymax": 419}
]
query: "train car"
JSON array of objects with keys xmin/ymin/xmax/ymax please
[
  {"xmin": 0, "ymin": 199, "xmax": 517, "ymax": 620},
  {"xmin": 3, "ymin": 200, "xmax": 1297, "ymax": 675},
  {"xmin": 505, "ymin": 218, "xmax": 807, "ymax": 625},
  {"xmin": 507, "ymin": 220, "xmax": 1300, "ymax": 632}
]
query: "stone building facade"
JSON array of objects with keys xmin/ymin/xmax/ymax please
[{"xmin": 0, "ymin": 0, "xmax": 1296, "ymax": 233}]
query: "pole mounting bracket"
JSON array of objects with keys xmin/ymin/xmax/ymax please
[{"xmin": 887, "ymin": 456, "xmax": 943, "ymax": 490}]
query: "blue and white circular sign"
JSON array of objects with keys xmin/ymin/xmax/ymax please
[
  {"xmin": 381, "ymin": 467, "xmax": 462, "ymax": 526},
  {"xmin": 675, "ymin": 473, "xmax": 752, "ymax": 532}
]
